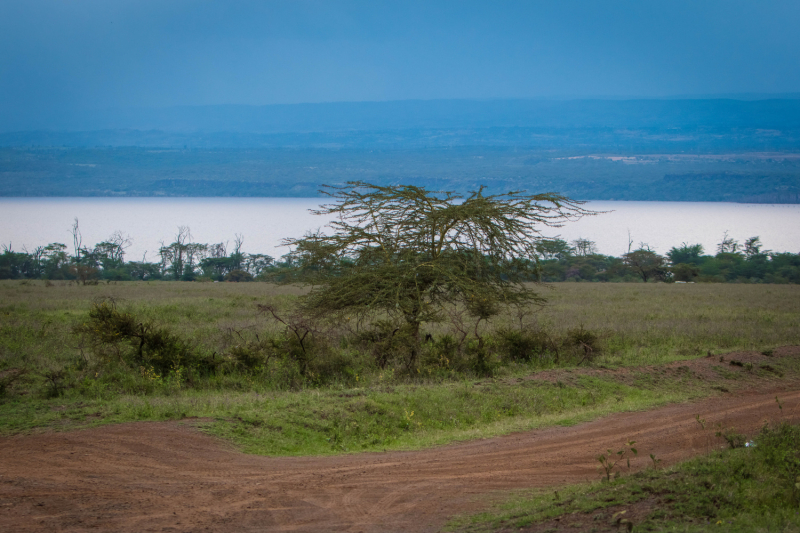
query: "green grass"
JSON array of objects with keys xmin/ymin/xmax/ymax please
[
  {"xmin": 447, "ymin": 421, "xmax": 800, "ymax": 533},
  {"xmin": 2, "ymin": 281, "xmax": 798, "ymax": 373},
  {"xmin": 1, "ymin": 280, "xmax": 799, "ymax": 458},
  {"xmin": 3, "ymin": 355, "xmax": 799, "ymax": 457},
  {"xmin": 3, "ymin": 280, "xmax": 800, "ymax": 530},
  {"xmin": 0, "ymin": 374, "xmax": 698, "ymax": 455},
  {"xmin": 537, "ymin": 283, "xmax": 800, "ymax": 366}
]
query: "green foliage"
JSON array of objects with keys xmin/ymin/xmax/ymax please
[
  {"xmin": 672, "ymin": 262, "xmax": 701, "ymax": 281},
  {"xmin": 536, "ymin": 239, "xmax": 800, "ymax": 284},
  {"xmin": 281, "ymin": 182, "xmax": 592, "ymax": 370},
  {"xmin": 224, "ymin": 269, "xmax": 254, "ymax": 282},
  {"xmin": 716, "ymin": 426, "xmax": 747, "ymax": 449},
  {"xmin": 623, "ymin": 247, "xmax": 669, "ymax": 282},
  {"xmin": 4, "ymin": 221, "xmax": 800, "ymax": 286},
  {"xmin": 757, "ymin": 421, "xmax": 800, "ymax": 505},
  {"xmin": 564, "ymin": 325, "xmax": 601, "ymax": 364},
  {"xmin": 668, "ymin": 243, "xmax": 705, "ymax": 265},
  {"xmin": 73, "ymin": 299, "xmax": 216, "ymax": 377},
  {"xmin": 597, "ymin": 440, "xmax": 638, "ymax": 481},
  {"xmin": 496, "ymin": 328, "xmax": 556, "ymax": 364}
]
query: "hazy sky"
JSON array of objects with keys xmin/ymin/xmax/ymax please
[{"xmin": 2, "ymin": 0, "xmax": 799, "ymax": 121}]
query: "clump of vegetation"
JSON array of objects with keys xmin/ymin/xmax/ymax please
[
  {"xmin": 496, "ymin": 328, "xmax": 558, "ymax": 364},
  {"xmin": 758, "ymin": 421, "xmax": 800, "ymax": 506},
  {"xmin": 74, "ymin": 299, "xmax": 210, "ymax": 375},
  {"xmin": 278, "ymin": 181, "xmax": 592, "ymax": 368},
  {"xmin": 597, "ymin": 440, "xmax": 638, "ymax": 481}
]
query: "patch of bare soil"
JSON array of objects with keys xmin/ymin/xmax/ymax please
[{"xmin": 1, "ymin": 348, "xmax": 799, "ymax": 533}]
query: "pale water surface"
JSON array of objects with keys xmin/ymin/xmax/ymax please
[{"xmin": 1, "ymin": 198, "xmax": 799, "ymax": 260}]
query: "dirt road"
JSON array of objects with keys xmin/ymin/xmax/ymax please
[{"xmin": 1, "ymin": 370, "xmax": 798, "ymax": 532}]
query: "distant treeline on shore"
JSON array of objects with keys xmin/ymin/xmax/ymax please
[{"xmin": 2, "ymin": 224, "xmax": 798, "ymax": 284}]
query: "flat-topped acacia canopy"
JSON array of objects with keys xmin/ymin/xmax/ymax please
[{"xmin": 281, "ymin": 181, "xmax": 593, "ymax": 362}]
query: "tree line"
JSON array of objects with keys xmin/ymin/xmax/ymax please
[
  {"xmin": 1, "ymin": 221, "xmax": 798, "ymax": 284},
  {"xmin": 537, "ymin": 233, "xmax": 800, "ymax": 284},
  {"xmin": 0, "ymin": 221, "xmax": 277, "ymax": 283}
]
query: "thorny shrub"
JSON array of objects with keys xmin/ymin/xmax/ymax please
[{"xmin": 60, "ymin": 298, "xmax": 609, "ymax": 396}]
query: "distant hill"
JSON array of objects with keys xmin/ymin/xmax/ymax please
[
  {"xmin": 1, "ymin": 146, "xmax": 798, "ymax": 202},
  {"xmin": 1, "ymin": 98, "xmax": 799, "ymax": 202}
]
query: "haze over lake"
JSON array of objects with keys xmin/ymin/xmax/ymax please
[{"xmin": 2, "ymin": 198, "xmax": 799, "ymax": 261}]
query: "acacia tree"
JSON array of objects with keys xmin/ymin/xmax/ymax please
[
  {"xmin": 571, "ymin": 238, "xmax": 597, "ymax": 257},
  {"xmin": 623, "ymin": 245, "xmax": 669, "ymax": 282},
  {"xmin": 717, "ymin": 230, "xmax": 739, "ymax": 254},
  {"xmin": 282, "ymin": 182, "xmax": 592, "ymax": 366}
]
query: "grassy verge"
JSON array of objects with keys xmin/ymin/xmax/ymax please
[
  {"xmin": 447, "ymin": 421, "xmax": 800, "ymax": 533},
  {"xmin": 2, "ymin": 354, "xmax": 798, "ymax": 456}
]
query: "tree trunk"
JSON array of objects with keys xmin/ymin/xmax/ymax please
[{"xmin": 405, "ymin": 317, "xmax": 421, "ymax": 371}]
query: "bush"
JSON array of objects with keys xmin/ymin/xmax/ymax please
[
  {"xmin": 225, "ymin": 270, "xmax": 254, "ymax": 282},
  {"xmin": 672, "ymin": 262, "xmax": 700, "ymax": 282},
  {"xmin": 357, "ymin": 319, "xmax": 409, "ymax": 369},
  {"xmin": 496, "ymin": 328, "xmax": 556, "ymax": 364},
  {"xmin": 565, "ymin": 325, "xmax": 601, "ymax": 364},
  {"xmin": 73, "ymin": 299, "xmax": 219, "ymax": 379}
]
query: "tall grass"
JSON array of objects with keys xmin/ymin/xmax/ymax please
[{"xmin": 535, "ymin": 283, "xmax": 800, "ymax": 365}]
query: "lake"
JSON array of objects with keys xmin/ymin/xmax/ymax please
[{"xmin": 1, "ymin": 198, "xmax": 799, "ymax": 260}]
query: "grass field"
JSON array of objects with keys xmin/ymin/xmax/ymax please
[
  {"xmin": 2, "ymin": 280, "xmax": 798, "ymax": 373},
  {"xmin": 2, "ymin": 280, "xmax": 800, "ymax": 531},
  {"xmin": 1, "ymin": 280, "xmax": 799, "ymax": 456}
]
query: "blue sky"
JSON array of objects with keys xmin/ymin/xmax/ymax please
[{"xmin": 1, "ymin": 0, "xmax": 799, "ymax": 123}]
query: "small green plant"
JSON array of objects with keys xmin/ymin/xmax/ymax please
[
  {"xmin": 649, "ymin": 453, "xmax": 662, "ymax": 470},
  {"xmin": 611, "ymin": 510, "xmax": 634, "ymax": 532},
  {"xmin": 597, "ymin": 440, "xmax": 638, "ymax": 481},
  {"xmin": 402, "ymin": 408, "xmax": 416, "ymax": 431},
  {"xmin": 715, "ymin": 425, "xmax": 747, "ymax": 449},
  {"xmin": 695, "ymin": 413, "xmax": 706, "ymax": 430},
  {"xmin": 42, "ymin": 368, "xmax": 67, "ymax": 398}
]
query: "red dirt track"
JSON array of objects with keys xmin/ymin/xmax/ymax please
[{"xmin": 2, "ymin": 365, "xmax": 799, "ymax": 531}]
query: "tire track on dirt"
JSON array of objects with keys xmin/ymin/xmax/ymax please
[{"xmin": 1, "ymin": 386, "xmax": 799, "ymax": 532}]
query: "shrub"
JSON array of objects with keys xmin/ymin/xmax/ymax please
[
  {"xmin": 357, "ymin": 319, "xmax": 409, "ymax": 370},
  {"xmin": 225, "ymin": 269, "xmax": 254, "ymax": 282},
  {"xmin": 496, "ymin": 327, "xmax": 556, "ymax": 364},
  {"xmin": 74, "ymin": 299, "xmax": 218, "ymax": 378},
  {"xmin": 565, "ymin": 325, "xmax": 601, "ymax": 364}
]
